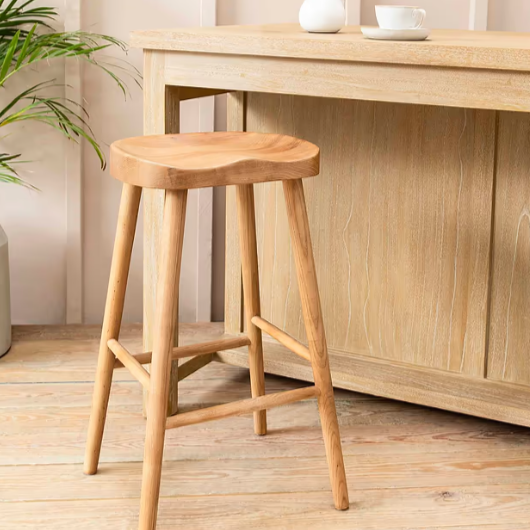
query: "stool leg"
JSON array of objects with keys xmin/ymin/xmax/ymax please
[
  {"xmin": 84, "ymin": 183, "xmax": 142, "ymax": 475},
  {"xmin": 283, "ymin": 179, "xmax": 349, "ymax": 511},
  {"xmin": 236, "ymin": 184, "xmax": 267, "ymax": 436},
  {"xmin": 139, "ymin": 189, "xmax": 188, "ymax": 530}
]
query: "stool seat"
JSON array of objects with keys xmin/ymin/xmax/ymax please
[{"xmin": 110, "ymin": 132, "xmax": 320, "ymax": 190}]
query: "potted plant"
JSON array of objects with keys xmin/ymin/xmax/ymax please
[{"xmin": 0, "ymin": 0, "xmax": 138, "ymax": 356}]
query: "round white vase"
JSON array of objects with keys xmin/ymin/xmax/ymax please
[
  {"xmin": 0, "ymin": 225, "xmax": 11, "ymax": 357},
  {"xmin": 299, "ymin": 0, "xmax": 346, "ymax": 34}
]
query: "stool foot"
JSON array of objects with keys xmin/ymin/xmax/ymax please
[
  {"xmin": 84, "ymin": 184, "xmax": 141, "ymax": 476},
  {"xmin": 236, "ymin": 184, "xmax": 267, "ymax": 436},
  {"xmin": 139, "ymin": 189, "xmax": 188, "ymax": 530},
  {"xmin": 283, "ymin": 179, "xmax": 350, "ymax": 511}
]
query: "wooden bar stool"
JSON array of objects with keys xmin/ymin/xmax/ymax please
[{"xmin": 84, "ymin": 132, "xmax": 349, "ymax": 529}]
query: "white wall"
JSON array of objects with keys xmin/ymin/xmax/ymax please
[
  {"xmin": 488, "ymin": 0, "xmax": 530, "ymax": 31},
  {"xmin": 81, "ymin": 0, "xmax": 207, "ymax": 325},
  {"xmin": 361, "ymin": 0, "xmax": 471, "ymax": 29},
  {"xmin": 0, "ymin": 0, "xmax": 210, "ymax": 325},
  {"xmin": 0, "ymin": 0, "xmax": 66, "ymax": 325}
]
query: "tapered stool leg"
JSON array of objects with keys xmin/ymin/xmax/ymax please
[
  {"xmin": 139, "ymin": 189, "xmax": 188, "ymax": 530},
  {"xmin": 283, "ymin": 179, "xmax": 349, "ymax": 510},
  {"xmin": 236, "ymin": 184, "xmax": 267, "ymax": 435},
  {"xmin": 84, "ymin": 183, "xmax": 142, "ymax": 475}
]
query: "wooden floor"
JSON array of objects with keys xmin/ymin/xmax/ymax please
[{"xmin": 2, "ymin": 324, "xmax": 530, "ymax": 529}]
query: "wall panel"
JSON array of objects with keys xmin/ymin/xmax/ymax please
[
  {"xmin": 246, "ymin": 94, "xmax": 495, "ymax": 376},
  {"xmin": 488, "ymin": 111, "xmax": 530, "ymax": 386}
]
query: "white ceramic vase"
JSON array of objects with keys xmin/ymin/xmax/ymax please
[
  {"xmin": 0, "ymin": 224, "xmax": 11, "ymax": 357},
  {"xmin": 299, "ymin": 0, "xmax": 346, "ymax": 34}
]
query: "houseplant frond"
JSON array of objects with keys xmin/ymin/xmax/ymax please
[
  {"xmin": 0, "ymin": 152, "xmax": 34, "ymax": 187},
  {"xmin": 0, "ymin": 0, "xmax": 55, "ymax": 39},
  {"xmin": 0, "ymin": 27, "xmax": 141, "ymax": 94},
  {"xmin": 0, "ymin": 81, "xmax": 105, "ymax": 167},
  {"xmin": 0, "ymin": 0, "xmax": 141, "ymax": 187}
]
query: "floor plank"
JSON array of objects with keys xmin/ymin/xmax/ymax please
[
  {"xmin": 2, "ymin": 487, "xmax": 530, "ymax": 529},
  {"xmin": 1, "ymin": 324, "xmax": 530, "ymax": 529},
  {"xmin": 3, "ymin": 451, "xmax": 530, "ymax": 502}
]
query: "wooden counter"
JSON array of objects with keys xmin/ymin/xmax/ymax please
[{"xmin": 132, "ymin": 24, "xmax": 530, "ymax": 426}]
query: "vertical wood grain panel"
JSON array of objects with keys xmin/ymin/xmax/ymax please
[
  {"xmin": 244, "ymin": 94, "xmax": 495, "ymax": 376},
  {"xmin": 488, "ymin": 111, "xmax": 530, "ymax": 386},
  {"xmin": 143, "ymin": 52, "xmax": 180, "ymax": 415},
  {"xmin": 224, "ymin": 92, "xmax": 246, "ymax": 334}
]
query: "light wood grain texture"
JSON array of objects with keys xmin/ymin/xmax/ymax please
[
  {"xmin": 224, "ymin": 92, "xmax": 246, "ymax": 334},
  {"xmin": 84, "ymin": 183, "xmax": 141, "ymax": 476},
  {"xmin": 143, "ymin": 51, "xmax": 180, "ymax": 417},
  {"xmin": 3, "ymin": 487, "xmax": 530, "ymax": 530},
  {"xmin": 140, "ymin": 189, "xmax": 188, "ymax": 530},
  {"xmin": 6, "ymin": 380, "xmax": 530, "ymax": 465},
  {"xmin": 131, "ymin": 24, "xmax": 530, "ymax": 72},
  {"xmin": 243, "ymin": 94, "xmax": 494, "ymax": 378},
  {"xmin": 237, "ymin": 183, "xmax": 267, "ymax": 434},
  {"xmin": 6, "ymin": 327, "xmax": 530, "ymax": 528},
  {"xmin": 110, "ymin": 132, "xmax": 319, "ymax": 190},
  {"xmin": 164, "ymin": 51, "xmax": 530, "ymax": 113},
  {"xmin": 488, "ymin": 111, "xmax": 530, "ymax": 387},
  {"xmin": 0, "ymin": 323, "xmax": 222, "ymax": 384},
  {"xmin": 166, "ymin": 386, "xmax": 318, "ymax": 429},
  {"xmin": 116, "ymin": 335, "xmax": 251, "ymax": 366},
  {"xmin": 136, "ymin": 26, "xmax": 530, "ymax": 435},
  {"xmin": 283, "ymin": 178, "xmax": 349, "ymax": 511},
  {"xmin": 176, "ymin": 353, "xmax": 214, "ymax": 381},
  {"xmin": 178, "ymin": 87, "xmax": 229, "ymax": 101},
  {"xmin": 7, "ymin": 451, "xmax": 530, "ymax": 502},
  {"xmin": 218, "ymin": 336, "xmax": 530, "ymax": 429},
  {"xmin": 107, "ymin": 339, "xmax": 151, "ymax": 390},
  {"xmin": 252, "ymin": 316, "xmax": 311, "ymax": 362}
]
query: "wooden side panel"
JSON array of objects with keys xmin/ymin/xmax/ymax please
[
  {"xmin": 143, "ymin": 52, "xmax": 180, "ymax": 415},
  {"xmin": 241, "ymin": 94, "xmax": 495, "ymax": 376},
  {"xmin": 224, "ymin": 92, "xmax": 246, "ymax": 334},
  {"xmin": 488, "ymin": 111, "xmax": 530, "ymax": 386}
]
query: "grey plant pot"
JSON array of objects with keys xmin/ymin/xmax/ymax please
[{"xmin": 0, "ymin": 224, "xmax": 11, "ymax": 358}]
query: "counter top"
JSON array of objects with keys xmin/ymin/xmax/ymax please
[{"xmin": 131, "ymin": 23, "xmax": 530, "ymax": 72}]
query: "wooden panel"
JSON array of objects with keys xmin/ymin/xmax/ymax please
[
  {"xmin": 224, "ymin": 92, "xmax": 246, "ymax": 334},
  {"xmin": 132, "ymin": 24, "xmax": 530, "ymax": 72},
  {"xmin": 164, "ymin": 51, "xmax": 530, "ymax": 113},
  {"xmin": 488, "ymin": 111, "xmax": 530, "ymax": 387},
  {"xmin": 218, "ymin": 337, "xmax": 530, "ymax": 428},
  {"xmin": 240, "ymin": 94, "xmax": 495, "ymax": 376},
  {"xmin": 143, "ymin": 51, "xmax": 180, "ymax": 415}
]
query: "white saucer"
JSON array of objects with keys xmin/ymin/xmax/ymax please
[{"xmin": 361, "ymin": 26, "xmax": 431, "ymax": 41}]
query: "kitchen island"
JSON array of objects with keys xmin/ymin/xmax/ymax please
[{"xmin": 132, "ymin": 24, "xmax": 530, "ymax": 426}]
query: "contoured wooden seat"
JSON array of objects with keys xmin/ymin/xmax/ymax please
[{"xmin": 110, "ymin": 132, "xmax": 320, "ymax": 189}]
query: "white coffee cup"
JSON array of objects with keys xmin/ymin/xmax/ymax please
[{"xmin": 375, "ymin": 5, "xmax": 427, "ymax": 30}]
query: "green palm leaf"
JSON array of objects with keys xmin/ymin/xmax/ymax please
[{"xmin": 0, "ymin": 0, "xmax": 141, "ymax": 187}]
